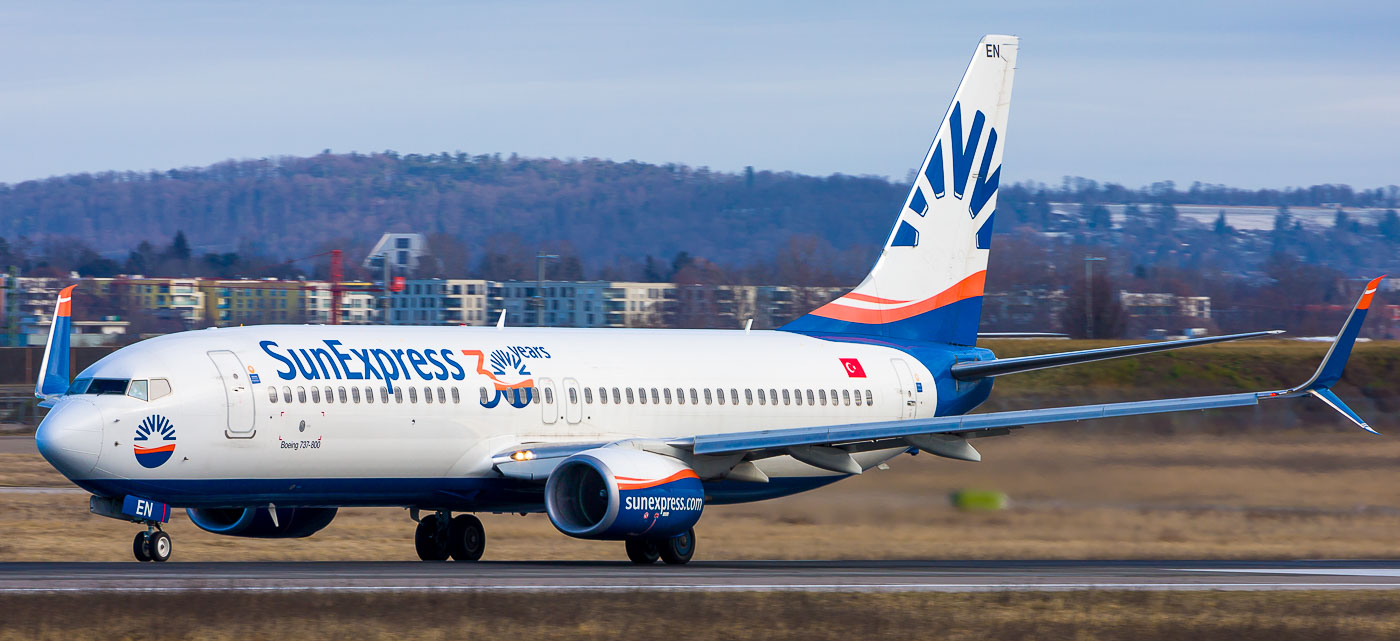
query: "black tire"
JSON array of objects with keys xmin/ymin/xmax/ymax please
[
  {"xmin": 148, "ymin": 531, "xmax": 172, "ymax": 563},
  {"xmin": 625, "ymin": 538, "xmax": 660, "ymax": 565},
  {"xmin": 132, "ymin": 532, "xmax": 152, "ymax": 562},
  {"xmin": 449, "ymin": 514, "xmax": 486, "ymax": 562},
  {"xmin": 658, "ymin": 529, "xmax": 696, "ymax": 566},
  {"xmin": 414, "ymin": 515, "xmax": 450, "ymax": 561}
]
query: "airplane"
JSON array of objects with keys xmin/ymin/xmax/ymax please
[{"xmin": 33, "ymin": 34, "xmax": 1383, "ymax": 564}]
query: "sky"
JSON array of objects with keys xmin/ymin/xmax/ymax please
[{"xmin": 2, "ymin": 1, "xmax": 1397, "ymax": 189}]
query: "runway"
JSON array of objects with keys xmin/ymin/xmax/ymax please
[{"xmin": 5, "ymin": 560, "xmax": 1400, "ymax": 593}]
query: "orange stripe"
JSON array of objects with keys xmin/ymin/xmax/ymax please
[
  {"xmin": 838, "ymin": 292, "xmax": 911, "ymax": 305},
  {"xmin": 55, "ymin": 285, "xmax": 77, "ymax": 318},
  {"xmin": 616, "ymin": 469, "xmax": 699, "ymax": 491},
  {"xmin": 1358, "ymin": 276, "xmax": 1386, "ymax": 310},
  {"xmin": 810, "ymin": 271, "xmax": 986, "ymax": 324},
  {"xmin": 134, "ymin": 444, "xmax": 176, "ymax": 454}
]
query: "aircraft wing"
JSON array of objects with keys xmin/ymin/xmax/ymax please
[{"xmin": 496, "ymin": 276, "xmax": 1383, "ymax": 480}]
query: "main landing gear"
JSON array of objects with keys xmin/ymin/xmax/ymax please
[
  {"xmin": 414, "ymin": 510, "xmax": 485, "ymax": 561},
  {"xmin": 626, "ymin": 528, "xmax": 696, "ymax": 566},
  {"xmin": 132, "ymin": 527, "xmax": 172, "ymax": 563}
]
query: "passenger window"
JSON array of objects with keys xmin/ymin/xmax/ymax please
[
  {"xmin": 297, "ymin": 387, "xmax": 307, "ymax": 403},
  {"xmin": 311, "ymin": 387, "xmax": 321, "ymax": 403},
  {"xmin": 782, "ymin": 389, "xmax": 791, "ymax": 405},
  {"xmin": 664, "ymin": 388, "xmax": 673, "ymax": 404},
  {"xmin": 718, "ymin": 388, "xmax": 728, "ymax": 405},
  {"xmin": 365, "ymin": 387, "xmax": 375, "ymax": 404},
  {"xmin": 676, "ymin": 388, "xmax": 686, "ymax": 405},
  {"xmin": 268, "ymin": 387, "xmax": 279, "ymax": 403},
  {"xmin": 613, "ymin": 387, "xmax": 622, "ymax": 404},
  {"xmin": 626, "ymin": 388, "xmax": 635, "ymax": 404},
  {"xmin": 704, "ymin": 389, "xmax": 713, "ymax": 405},
  {"xmin": 380, "ymin": 387, "xmax": 390, "ymax": 403},
  {"xmin": 689, "ymin": 388, "xmax": 699, "ymax": 405},
  {"xmin": 757, "ymin": 388, "xmax": 766, "ymax": 405},
  {"xmin": 451, "ymin": 387, "xmax": 460, "ymax": 404},
  {"xmin": 480, "ymin": 387, "xmax": 490, "ymax": 404},
  {"xmin": 423, "ymin": 387, "xmax": 433, "ymax": 404},
  {"xmin": 283, "ymin": 386, "xmax": 292, "ymax": 403},
  {"xmin": 636, "ymin": 387, "xmax": 646, "ymax": 405},
  {"xmin": 830, "ymin": 389, "xmax": 839, "ymax": 406},
  {"xmin": 745, "ymin": 389, "xmax": 754, "ymax": 405},
  {"xmin": 806, "ymin": 389, "xmax": 815, "ymax": 405},
  {"xmin": 544, "ymin": 387, "xmax": 554, "ymax": 404},
  {"xmin": 568, "ymin": 387, "xmax": 578, "ymax": 404},
  {"xmin": 149, "ymin": 378, "xmax": 172, "ymax": 400},
  {"xmin": 397, "ymin": 387, "xmax": 406, "ymax": 403},
  {"xmin": 818, "ymin": 389, "xmax": 827, "ymax": 405},
  {"xmin": 352, "ymin": 387, "xmax": 362, "ymax": 403},
  {"xmin": 865, "ymin": 390, "xmax": 873, "ymax": 406},
  {"xmin": 770, "ymin": 389, "xmax": 778, "ymax": 405},
  {"xmin": 585, "ymin": 387, "xmax": 594, "ymax": 404},
  {"xmin": 324, "ymin": 387, "xmax": 334, "ymax": 403},
  {"xmin": 651, "ymin": 388, "xmax": 660, "ymax": 404},
  {"xmin": 843, "ymin": 389, "xmax": 851, "ymax": 406},
  {"xmin": 793, "ymin": 389, "xmax": 803, "ymax": 406},
  {"xmin": 127, "ymin": 380, "xmax": 149, "ymax": 401},
  {"xmin": 854, "ymin": 389, "xmax": 862, "ymax": 406},
  {"xmin": 339, "ymin": 387, "xmax": 349, "ymax": 403},
  {"xmin": 438, "ymin": 387, "xmax": 446, "ymax": 404},
  {"xmin": 730, "ymin": 388, "xmax": 739, "ymax": 405}
]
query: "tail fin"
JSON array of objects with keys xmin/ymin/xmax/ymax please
[
  {"xmin": 35, "ymin": 285, "xmax": 76, "ymax": 401},
  {"xmin": 783, "ymin": 35, "xmax": 1018, "ymax": 345}
]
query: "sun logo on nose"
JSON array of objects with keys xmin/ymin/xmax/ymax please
[{"xmin": 133, "ymin": 415, "xmax": 177, "ymax": 469}]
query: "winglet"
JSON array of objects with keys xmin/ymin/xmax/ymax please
[
  {"xmin": 1268, "ymin": 276, "xmax": 1385, "ymax": 434},
  {"xmin": 1297, "ymin": 275, "xmax": 1384, "ymax": 392},
  {"xmin": 35, "ymin": 285, "xmax": 77, "ymax": 400}
]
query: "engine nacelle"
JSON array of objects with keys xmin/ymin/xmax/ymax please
[
  {"xmin": 545, "ymin": 448, "xmax": 704, "ymax": 540},
  {"xmin": 186, "ymin": 507, "xmax": 337, "ymax": 538}
]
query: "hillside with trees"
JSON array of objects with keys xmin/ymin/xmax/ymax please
[{"xmin": 1, "ymin": 151, "xmax": 1397, "ymax": 336}]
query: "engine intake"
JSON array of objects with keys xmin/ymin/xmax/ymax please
[
  {"xmin": 545, "ymin": 448, "xmax": 704, "ymax": 540},
  {"xmin": 186, "ymin": 507, "xmax": 337, "ymax": 538}
]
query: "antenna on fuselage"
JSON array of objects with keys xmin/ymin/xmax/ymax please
[{"xmin": 496, "ymin": 310, "xmax": 506, "ymax": 329}]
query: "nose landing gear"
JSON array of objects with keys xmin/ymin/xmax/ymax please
[{"xmin": 132, "ymin": 528, "xmax": 172, "ymax": 563}]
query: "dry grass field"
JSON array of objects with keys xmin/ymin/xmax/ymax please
[
  {"xmin": 6, "ymin": 590, "xmax": 1400, "ymax": 641},
  {"xmin": 3, "ymin": 425, "xmax": 1400, "ymax": 562}
]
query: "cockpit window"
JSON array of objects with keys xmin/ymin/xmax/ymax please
[
  {"xmin": 84, "ymin": 378, "xmax": 131, "ymax": 395},
  {"xmin": 149, "ymin": 379, "xmax": 172, "ymax": 401},
  {"xmin": 127, "ymin": 380, "xmax": 149, "ymax": 401},
  {"xmin": 70, "ymin": 378, "xmax": 92, "ymax": 394}
]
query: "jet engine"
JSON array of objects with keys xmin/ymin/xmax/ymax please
[
  {"xmin": 544, "ymin": 448, "xmax": 704, "ymax": 540},
  {"xmin": 186, "ymin": 507, "xmax": 337, "ymax": 538}
]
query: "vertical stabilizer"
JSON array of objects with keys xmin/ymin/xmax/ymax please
[{"xmin": 783, "ymin": 35, "xmax": 1018, "ymax": 344}]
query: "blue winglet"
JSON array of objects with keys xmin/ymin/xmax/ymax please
[
  {"xmin": 34, "ymin": 285, "xmax": 76, "ymax": 400},
  {"xmin": 1271, "ymin": 276, "xmax": 1384, "ymax": 434}
]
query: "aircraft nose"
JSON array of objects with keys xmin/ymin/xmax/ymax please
[{"xmin": 35, "ymin": 399, "xmax": 103, "ymax": 478}]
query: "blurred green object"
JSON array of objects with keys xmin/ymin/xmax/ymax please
[{"xmin": 949, "ymin": 489, "xmax": 1008, "ymax": 511}]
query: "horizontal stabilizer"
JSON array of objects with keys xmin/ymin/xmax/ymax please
[{"xmin": 951, "ymin": 330, "xmax": 1283, "ymax": 380}]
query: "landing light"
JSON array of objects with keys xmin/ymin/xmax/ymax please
[{"xmin": 510, "ymin": 450, "xmax": 536, "ymax": 462}]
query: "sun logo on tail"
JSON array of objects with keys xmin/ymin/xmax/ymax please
[{"xmin": 133, "ymin": 414, "xmax": 177, "ymax": 469}]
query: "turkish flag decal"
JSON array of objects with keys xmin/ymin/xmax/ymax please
[{"xmin": 840, "ymin": 358, "xmax": 867, "ymax": 378}]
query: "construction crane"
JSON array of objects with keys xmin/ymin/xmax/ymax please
[{"xmin": 285, "ymin": 249, "xmax": 378, "ymax": 325}]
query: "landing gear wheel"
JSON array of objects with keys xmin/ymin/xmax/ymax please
[
  {"xmin": 449, "ymin": 514, "xmax": 486, "ymax": 562},
  {"xmin": 414, "ymin": 514, "xmax": 450, "ymax": 561},
  {"xmin": 147, "ymin": 531, "xmax": 172, "ymax": 563},
  {"xmin": 625, "ymin": 538, "xmax": 660, "ymax": 565},
  {"xmin": 132, "ymin": 531, "xmax": 152, "ymax": 562},
  {"xmin": 658, "ymin": 529, "xmax": 696, "ymax": 566}
]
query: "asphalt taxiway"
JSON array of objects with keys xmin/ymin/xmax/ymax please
[{"xmin": 4, "ymin": 560, "xmax": 1400, "ymax": 593}]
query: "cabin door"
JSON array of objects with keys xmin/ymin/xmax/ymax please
[
  {"xmin": 890, "ymin": 358, "xmax": 917, "ymax": 419},
  {"xmin": 537, "ymin": 377, "xmax": 559, "ymax": 425},
  {"xmin": 208, "ymin": 350, "xmax": 256, "ymax": 437}
]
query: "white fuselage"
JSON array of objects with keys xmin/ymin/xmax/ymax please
[{"xmin": 38, "ymin": 325, "xmax": 937, "ymax": 509}]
